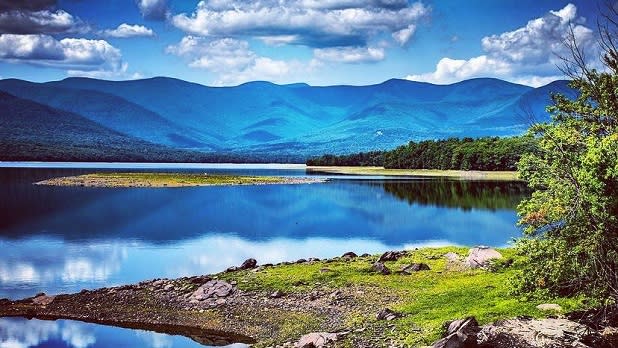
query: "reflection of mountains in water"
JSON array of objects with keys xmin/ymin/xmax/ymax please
[{"xmin": 375, "ymin": 180, "xmax": 529, "ymax": 210}]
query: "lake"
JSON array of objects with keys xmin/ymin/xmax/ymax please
[
  {"xmin": 0, "ymin": 163, "xmax": 527, "ymax": 347},
  {"xmin": 0, "ymin": 163, "xmax": 527, "ymax": 300}
]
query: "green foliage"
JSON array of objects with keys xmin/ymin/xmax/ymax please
[
  {"xmin": 514, "ymin": 28, "xmax": 618, "ymax": 302},
  {"xmin": 307, "ymin": 136, "xmax": 537, "ymax": 171}
]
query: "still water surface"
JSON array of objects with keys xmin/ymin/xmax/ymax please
[
  {"xmin": 0, "ymin": 163, "xmax": 527, "ymax": 299},
  {"xmin": 0, "ymin": 163, "xmax": 527, "ymax": 347}
]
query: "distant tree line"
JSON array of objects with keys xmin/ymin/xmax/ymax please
[{"xmin": 307, "ymin": 136, "xmax": 538, "ymax": 171}]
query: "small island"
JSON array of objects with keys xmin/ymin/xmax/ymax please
[{"xmin": 35, "ymin": 172, "xmax": 326, "ymax": 188}]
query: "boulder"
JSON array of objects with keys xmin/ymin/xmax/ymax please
[
  {"xmin": 376, "ymin": 308, "xmax": 402, "ymax": 321},
  {"xmin": 296, "ymin": 332, "xmax": 339, "ymax": 348},
  {"xmin": 191, "ymin": 280, "xmax": 234, "ymax": 303},
  {"xmin": 341, "ymin": 251, "xmax": 358, "ymax": 260},
  {"xmin": 270, "ymin": 290, "xmax": 284, "ymax": 298},
  {"xmin": 401, "ymin": 263, "xmax": 431, "ymax": 273},
  {"xmin": 477, "ymin": 318, "xmax": 612, "ymax": 348},
  {"xmin": 239, "ymin": 258, "xmax": 258, "ymax": 270},
  {"xmin": 378, "ymin": 250, "xmax": 407, "ymax": 262},
  {"xmin": 432, "ymin": 317, "xmax": 479, "ymax": 348},
  {"xmin": 32, "ymin": 294, "xmax": 55, "ymax": 306},
  {"xmin": 371, "ymin": 261, "xmax": 391, "ymax": 275},
  {"xmin": 465, "ymin": 247, "xmax": 502, "ymax": 269}
]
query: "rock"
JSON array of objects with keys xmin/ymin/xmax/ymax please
[
  {"xmin": 163, "ymin": 284, "xmax": 174, "ymax": 291},
  {"xmin": 239, "ymin": 258, "xmax": 257, "ymax": 270},
  {"xmin": 465, "ymin": 246, "xmax": 502, "ymax": 269},
  {"xmin": 360, "ymin": 253, "xmax": 370, "ymax": 257},
  {"xmin": 376, "ymin": 308, "xmax": 402, "ymax": 321},
  {"xmin": 444, "ymin": 252, "xmax": 461, "ymax": 262},
  {"xmin": 401, "ymin": 263, "xmax": 431, "ymax": 273},
  {"xmin": 270, "ymin": 290, "xmax": 284, "ymax": 298},
  {"xmin": 536, "ymin": 303, "xmax": 562, "ymax": 312},
  {"xmin": 296, "ymin": 332, "xmax": 339, "ymax": 348},
  {"xmin": 432, "ymin": 317, "xmax": 479, "ymax": 348},
  {"xmin": 341, "ymin": 251, "xmax": 357, "ymax": 260},
  {"xmin": 225, "ymin": 266, "xmax": 239, "ymax": 272},
  {"xmin": 378, "ymin": 250, "xmax": 407, "ymax": 262},
  {"xmin": 296, "ymin": 258, "xmax": 307, "ymax": 264},
  {"xmin": 191, "ymin": 280, "xmax": 234, "ymax": 302},
  {"xmin": 371, "ymin": 261, "xmax": 391, "ymax": 275},
  {"xmin": 32, "ymin": 294, "xmax": 55, "ymax": 306},
  {"xmin": 477, "ymin": 317, "xmax": 612, "ymax": 348},
  {"xmin": 319, "ymin": 268, "xmax": 331, "ymax": 273}
]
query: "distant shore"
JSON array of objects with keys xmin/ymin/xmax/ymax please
[
  {"xmin": 35, "ymin": 172, "xmax": 325, "ymax": 188},
  {"xmin": 306, "ymin": 166, "xmax": 520, "ymax": 181}
]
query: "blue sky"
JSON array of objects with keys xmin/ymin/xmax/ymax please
[{"xmin": 0, "ymin": 0, "xmax": 602, "ymax": 86}]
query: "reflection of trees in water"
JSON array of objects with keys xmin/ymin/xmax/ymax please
[{"xmin": 375, "ymin": 180, "xmax": 529, "ymax": 210}]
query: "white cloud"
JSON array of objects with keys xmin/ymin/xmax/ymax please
[
  {"xmin": 137, "ymin": 0, "xmax": 168, "ymax": 20},
  {"xmin": 171, "ymin": 0, "xmax": 429, "ymax": 48},
  {"xmin": 406, "ymin": 3, "xmax": 595, "ymax": 87},
  {"xmin": 103, "ymin": 23, "xmax": 154, "ymax": 38},
  {"xmin": 0, "ymin": 34, "xmax": 138, "ymax": 79},
  {"xmin": 314, "ymin": 46, "xmax": 385, "ymax": 63},
  {"xmin": 166, "ymin": 36, "xmax": 305, "ymax": 85},
  {"xmin": 0, "ymin": 9, "xmax": 85, "ymax": 34}
]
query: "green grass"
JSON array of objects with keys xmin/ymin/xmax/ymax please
[
  {"xmin": 36, "ymin": 172, "xmax": 319, "ymax": 187},
  {"xmin": 220, "ymin": 247, "xmax": 586, "ymax": 346},
  {"xmin": 306, "ymin": 166, "xmax": 520, "ymax": 181}
]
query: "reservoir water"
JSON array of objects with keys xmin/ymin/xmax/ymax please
[{"xmin": 0, "ymin": 163, "xmax": 527, "ymax": 347}]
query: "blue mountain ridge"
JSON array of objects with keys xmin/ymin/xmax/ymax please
[{"xmin": 0, "ymin": 77, "xmax": 574, "ymax": 161}]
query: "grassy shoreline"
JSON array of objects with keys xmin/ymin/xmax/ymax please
[
  {"xmin": 306, "ymin": 166, "xmax": 520, "ymax": 181},
  {"xmin": 0, "ymin": 247, "xmax": 590, "ymax": 347},
  {"xmin": 35, "ymin": 172, "xmax": 325, "ymax": 188}
]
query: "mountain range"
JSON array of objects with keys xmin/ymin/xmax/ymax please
[{"xmin": 0, "ymin": 77, "xmax": 575, "ymax": 162}]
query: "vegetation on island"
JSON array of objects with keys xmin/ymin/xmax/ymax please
[
  {"xmin": 35, "ymin": 172, "xmax": 322, "ymax": 188},
  {"xmin": 307, "ymin": 136, "xmax": 537, "ymax": 171},
  {"xmin": 513, "ymin": 17, "xmax": 618, "ymax": 305}
]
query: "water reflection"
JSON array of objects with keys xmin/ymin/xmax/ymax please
[
  {"xmin": 0, "ymin": 317, "xmax": 247, "ymax": 348},
  {"xmin": 0, "ymin": 168, "xmax": 526, "ymax": 299},
  {"xmin": 378, "ymin": 180, "xmax": 528, "ymax": 210}
]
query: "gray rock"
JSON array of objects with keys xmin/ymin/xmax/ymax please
[
  {"xmin": 432, "ymin": 317, "xmax": 479, "ymax": 348},
  {"xmin": 341, "ymin": 251, "xmax": 357, "ymax": 260},
  {"xmin": 378, "ymin": 250, "xmax": 407, "ymax": 262},
  {"xmin": 444, "ymin": 252, "xmax": 461, "ymax": 262},
  {"xmin": 465, "ymin": 247, "xmax": 502, "ymax": 269},
  {"xmin": 401, "ymin": 263, "xmax": 431, "ymax": 273},
  {"xmin": 191, "ymin": 280, "xmax": 234, "ymax": 302},
  {"xmin": 376, "ymin": 308, "xmax": 402, "ymax": 321},
  {"xmin": 32, "ymin": 294, "xmax": 55, "ymax": 306},
  {"xmin": 239, "ymin": 258, "xmax": 257, "ymax": 270},
  {"xmin": 477, "ymin": 318, "xmax": 611, "ymax": 348},
  {"xmin": 270, "ymin": 290, "xmax": 284, "ymax": 298},
  {"xmin": 296, "ymin": 332, "xmax": 339, "ymax": 348},
  {"xmin": 371, "ymin": 261, "xmax": 391, "ymax": 275}
]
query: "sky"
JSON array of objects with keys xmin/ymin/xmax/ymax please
[{"xmin": 0, "ymin": 0, "xmax": 604, "ymax": 87}]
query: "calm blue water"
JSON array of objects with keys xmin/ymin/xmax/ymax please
[
  {"xmin": 0, "ymin": 317, "xmax": 247, "ymax": 348},
  {"xmin": 0, "ymin": 163, "xmax": 527, "ymax": 347},
  {"xmin": 0, "ymin": 164, "xmax": 527, "ymax": 300}
]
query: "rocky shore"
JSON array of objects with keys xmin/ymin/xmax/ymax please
[{"xmin": 1, "ymin": 247, "xmax": 616, "ymax": 347}]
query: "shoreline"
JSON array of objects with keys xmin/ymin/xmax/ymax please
[
  {"xmin": 35, "ymin": 173, "xmax": 326, "ymax": 188},
  {"xmin": 2, "ymin": 246, "xmax": 611, "ymax": 347},
  {"xmin": 306, "ymin": 166, "xmax": 520, "ymax": 181}
]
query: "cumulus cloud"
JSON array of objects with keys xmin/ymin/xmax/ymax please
[
  {"xmin": 406, "ymin": 3, "xmax": 595, "ymax": 87},
  {"xmin": 314, "ymin": 46, "xmax": 385, "ymax": 63},
  {"xmin": 137, "ymin": 0, "xmax": 168, "ymax": 21},
  {"xmin": 0, "ymin": 34, "xmax": 136, "ymax": 79},
  {"xmin": 171, "ymin": 0, "xmax": 429, "ymax": 48},
  {"xmin": 166, "ymin": 36, "xmax": 304, "ymax": 85},
  {"xmin": 0, "ymin": 8, "xmax": 84, "ymax": 34},
  {"xmin": 103, "ymin": 23, "xmax": 154, "ymax": 38}
]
